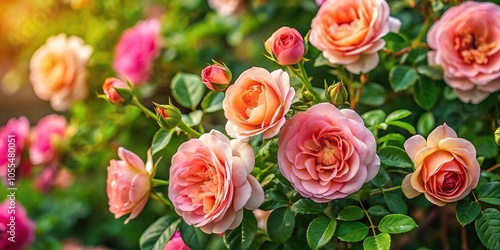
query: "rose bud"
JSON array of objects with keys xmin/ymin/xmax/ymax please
[
  {"xmin": 102, "ymin": 77, "xmax": 133, "ymax": 104},
  {"xmin": 154, "ymin": 101, "xmax": 182, "ymax": 130},
  {"xmin": 201, "ymin": 62, "xmax": 232, "ymax": 92},
  {"xmin": 265, "ymin": 27, "xmax": 305, "ymax": 65},
  {"xmin": 326, "ymin": 81, "xmax": 348, "ymax": 106},
  {"xmin": 495, "ymin": 127, "xmax": 500, "ymax": 146}
]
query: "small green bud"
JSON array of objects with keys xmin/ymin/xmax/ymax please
[
  {"xmin": 154, "ymin": 101, "xmax": 182, "ymax": 130},
  {"xmin": 327, "ymin": 81, "xmax": 348, "ymax": 106},
  {"xmin": 495, "ymin": 127, "xmax": 500, "ymax": 146}
]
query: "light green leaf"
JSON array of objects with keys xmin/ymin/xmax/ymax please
[
  {"xmin": 386, "ymin": 121, "xmax": 416, "ymax": 135},
  {"xmin": 363, "ymin": 233, "xmax": 391, "ymax": 250},
  {"xmin": 362, "ymin": 110, "xmax": 387, "ymax": 127},
  {"xmin": 389, "ymin": 66, "xmax": 419, "ymax": 92},
  {"xmin": 475, "ymin": 208, "xmax": 500, "ymax": 250},
  {"xmin": 385, "ymin": 110, "xmax": 412, "ymax": 122},
  {"xmin": 267, "ymin": 207, "xmax": 295, "ymax": 243},
  {"xmin": 456, "ymin": 200, "xmax": 481, "ymax": 226},
  {"xmin": 337, "ymin": 206, "xmax": 365, "ymax": 221},
  {"xmin": 307, "ymin": 216, "xmax": 337, "ymax": 250},
  {"xmin": 151, "ymin": 129, "xmax": 174, "ymax": 155},
  {"xmin": 201, "ymin": 91, "xmax": 224, "ymax": 113},
  {"xmin": 336, "ymin": 222, "xmax": 369, "ymax": 242},
  {"xmin": 417, "ymin": 112, "xmax": 435, "ymax": 136},
  {"xmin": 139, "ymin": 215, "xmax": 181, "ymax": 250},
  {"xmin": 378, "ymin": 214, "xmax": 417, "ymax": 234},
  {"xmin": 171, "ymin": 72, "xmax": 205, "ymax": 109}
]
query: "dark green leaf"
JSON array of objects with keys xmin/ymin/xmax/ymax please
[
  {"xmin": 389, "ymin": 66, "xmax": 419, "ymax": 92},
  {"xmin": 363, "ymin": 233, "xmax": 391, "ymax": 250},
  {"xmin": 261, "ymin": 189, "xmax": 289, "ymax": 210},
  {"xmin": 291, "ymin": 199, "xmax": 324, "ymax": 215},
  {"xmin": 416, "ymin": 112, "xmax": 435, "ymax": 136},
  {"xmin": 478, "ymin": 182, "xmax": 500, "ymax": 205},
  {"xmin": 475, "ymin": 208, "xmax": 500, "ymax": 250},
  {"xmin": 378, "ymin": 146, "xmax": 413, "ymax": 168},
  {"xmin": 201, "ymin": 91, "xmax": 224, "ymax": 113},
  {"xmin": 416, "ymin": 65, "xmax": 443, "ymax": 80},
  {"xmin": 224, "ymin": 210, "xmax": 258, "ymax": 250},
  {"xmin": 472, "ymin": 137, "xmax": 499, "ymax": 159},
  {"xmin": 267, "ymin": 207, "xmax": 295, "ymax": 243},
  {"xmin": 368, "ymin": 205, "xmax": 390, "ymax": 217},
  {"xmin": 359, "ymin": 82, "xmax": 386, "ymax": 106},
  {"xmin": 407, "ymin": 48, "xmax": 428, "ymax": 64},
  {"xmin": 385, "ymin": 110, "xmax": 412, "ymax": 122},
  {"xmin": 337, "ymin": 206, "xmax": 365, "ymax": 221},
  {"xmin": 456, "ymin": 200, "xmax": 481, "ymax": 226},
  {"xmin": 378, "ymin": 214, "xmax": 417, "ymax": 234},
  {"xmin": 371, "ymin": 167, "xmax": 391, "ymax": 188},
  {"xmin": 336, "ymin": 222, "xmax": 369, "ymax": 242},
  {"xmin": 179, "ymin": 221, "xmax": 209, "ymax": 250},
  {"xmin": 171, "ymin": 72, "xmax": 205, "ymax": 109},
  {"xmin": 413, "ymin": 79, "xmax": 438, "ymax": 110},
  {"xmin": 140, "ymin": 215, "xmax": 181, "ymax": 250},
  {"xmin": 307, "ymin": 216, "xmax": 337, "ymax": 250},
  {"xmin": 383, "ymin": 193, "xmax": 408, "ymax": 214},
  {"xmin": 384, "ymin": 32, "xmax": 406, "ymax": 43},
  {"xmin": 151, "ymin": 129, "xmax": 174, "ymax": 155},
  {"xmin": 362, "ymin": 110, "xmax": 387, "ymax": 127}
]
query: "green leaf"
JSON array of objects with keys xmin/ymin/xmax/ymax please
[
  {"xmin": 378, "ymin": 133, "xmax": 406, "ymax": 144},
  {"xmin": 413, "ymin": 79, "xmax": 438, "ymax": 110},
  {"xmin": 475, "ymin": 208, "xmax": 500, "ymax": 250},
  {"xmin": 389, "ymin": 66, "xmax": 419, "ymax": 92},
  {"xmin": 383, "ymin": 193, "xmax": 408, "ymax": 214},
  {"xmin": 171, "ymin": 72, "xmax": 205, "ymax": 109},
  {"xmin": 336, "ymin": 206, "xmax": 365, "ymax": 222},
  {"xmin": 378, "ymin": 214, "xmax": 417, "ymax": 234},
  {"xmin": 140, "ymin": 215, "xmax": 181, "ymax": 250},
  {"xmin": 478, "ymin": 182, "xmax": 500, "ymax": 205},
  {"xmin": 359, "ymin": 82, "xmax": 386, "ymax": 106},
  {"xmin": 416, "ymin": 112, "xmax": 435, "ymax": 136},
  {"xmin": 377, "ymin": 146, "xmax": 413, "ymax": 168},
  {"xmin": 386, "ymin": 121, "xmax": 416, "ymax": 135},
  {"xmin": 291, "ymin": 199, "xmax": 324, "ymax": 215},
  {"xmin": 363, "ymin": 233, "xmax": 391, "ymax": 250},
  {"xmin": 371, "ymin": 167, "xmax": 391, "ymax": 188},
  {"xmin": 261, "ymin": 189, "xmax": 289, "ymax": 210},
  {"xmin": 201, "ymin": 91, "xmax": 224, "ymax": 113},
  {"xmin": 385, "ymin": 110, "xmax": 412, "ymax": 122},
  {"xmin": 472, "ymin": 137, "xmax": 499, "ymax": 159},
  {"xmin": 267, "ymin": 207, "xmax": 295, "ymax": 243},
  {"xmin": 362, "ymin": 110, "xmax": 387, "ymax": 127},
  {"xmin": 416, "ymin": 65, "xmax": 443, "ymax": 80},
  {"xmin": 223, "ymin": 210, "xmax": 258, "ymax": 250},
  {"xmin": 182, "ymin": 110, "xmax": 204, "ymax": 126},
  {"xmin": 307, "ymin": 216, "xmax": 337, "ymax": 250},
  {"xmin": 368, "ymin": 205, "xmax": 390, "ymax": 217},
  {"xmin": 336, "ymin": 222, "xmax": 369, "ymax": 242},
  {"xmin": 383, "ymin": 32, "xmax": 406, "ymax": 43},
  {"xmin": 151, "ymin": 129, "xmax": 174, "ymax": 155},
  {"xmin": 456, "ymin": 200, "xmax": 481, "ymax": 226},
  {"xmin": 407, "ymin": 48, "xmax": 428, "ymax": 64},
  {"xmin": 179, "ymin": 221, "xmax": 209, "ymax": 250}
]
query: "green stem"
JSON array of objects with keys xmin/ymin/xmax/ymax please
[
  {"xmin": 412, "ymin": 14, "xmax": 431, "ymax": 47},
  {"xmin": 131, "ymin": 97, "xmax": 157, "ymax": 119},
  {"xmin": 359, "ymin": 201, "xmax": 377, "ymax": 236},
  {"xmin": 177, "ymin": 120, "xmax": 202, "ymax": 138},
  {"xmin": 151, "ymin": 190, "xmax": 172, "ymax": 207},
  {"xmin": 151, "ymin": 178, "xmax": 169, "ymax": 186},
  {"xmin": 296, "ymin": 62, "xmax": 323, "ymax": 103},
  {"xmin": 370, "ymin": 186, "xmax": 402, "ymax": 196}
]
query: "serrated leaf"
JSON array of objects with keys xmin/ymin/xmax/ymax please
[
  {"xmin": 337, "ymin": 206, "xmax": 365, "ymax": 221},
  {"xmin": 413, "ymin": 79, "xmax": 438, "ymax": 110},
  {"xmin": 261, "ymin": 189, "xmax": 289, "ymax": 210},
  {"xmin": 291, "ymin": 199, "xmax": 324, "ymax": 215},
  {"xmin": 478, "ymin": 182, "xmax": 500, "ymax": 205},
  {"xmin": 171, "ymin": 72, "xmax": 205, "ymax": 109},
  {"xmin": 223, "ymin": 210, "xmax": 257, "ymax": 250},
  {"xmin": 368, "ymin": 205, "xmax": 390, "ymax": 217},
  {"xmin": 267, "ymin": 207, "xmax": 295, "ymax": 243},
  {"xmin": 362, "ymin": 110, "xmax": 387, "ymax": 127},
  {"xmin": 378, "ymin": 214, "xmax": 417, "ymax": 234},
  {"xmin": 140, "ymin": 215, "xmax": 181, "ymax": 250},
  {"xmin": 416, "ymin": 112, "xmax": 435, "ymax": 136},
  {"xmin": 386, "ymin": 121, "xmax": 416, "ymax": 135},
  {"xmin": 475, "ymin": 208, "xmax": 500, "ymax": 250},
  {"xmin": 456, "ymin": 200, "xmax": 481, "ymax": 226},
  {"xmin": 389, "ymin": 66, "xmax": 419, "ymax": 92},
  {"xmin": 179, "ymin": 221, "xmax": 209, "ymax": 250},
  {"xmin": 385, "ymin": 110, "xmax": 412, "ymax": 122},
  {"xmin": 201, "ymin": 91, "xmax": 224, "ymax": 113},
  {"xmin": 336, "ymin": 222, "xmax": 369, "ymax": 242},
  {"xmin": 307, "ymin": 217, "xmax": 337, "ymax": 250},
  {"xmin": 383, "ymin": 193, "xmax": 408, "ymax": 214},
  {"xmin": 151, "ymin": 129, "xmax": 174, "ymax": 155},
  {"xmin": 363, "ymin": 233, "xmax": 391, "ymax": 250},
  {"xmin": 377, "ymin": 146, "xmax": 413, "ymax": 168}
]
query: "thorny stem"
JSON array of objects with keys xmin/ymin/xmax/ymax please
[
  {"xmin": 131, "ymin": 97, "xmax": 157, "ymax": 120},
  {"xmin": 289, "ymin": 62, "xmax": 323, "ymax": 103},
  {"xmin": 350, "ymin": 74, "xmax": 367, "ymax": 110},
  {"xmin": 359, "ymin": 200, "xmax": 377, "ymax": 236}
]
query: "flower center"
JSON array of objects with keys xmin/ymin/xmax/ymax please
[
  {"xmin": 454, "ymin": 31, "xmax": 496, "ymax": 65},
  {"xmin": 442, "ymin": 172, "xmax": 458, "ymax": 191},
  {"xmin": 242, "ymin": 84, "xmax": 262, "ymax": 116}
]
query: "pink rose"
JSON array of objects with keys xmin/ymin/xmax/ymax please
[
  {"xmin": 265, "ymin": 27, "xmax": 305, "ymax": 65},
  {"xmin": 208, "ymin": 0, "xmax": 245, "ymax": 17},
  {"xmin": 163, "ymin": 232, "xmax": 190, "ymax": 250},
  {"xmin": 30, "ymin": 34, "xmax": 93, "ymax": 111},
  {"xmin": 33, "ymin": 165, "xmax": 73, "ymax": 193},
  {"xmin": 0, "ymin": 200, "xmax": 35, "ymax": 250},
  {"xmin": 310, "ymin": 0, "xmax": 401, "ymax": 74},
  {"xmin": 169, "ymin": 130, "xmax": 264, "ymax": 234},
  {"xmin": 278, "ymin": 103, "xmax": 380, "ymax": 202},
  {"xmin": 0, "ymin": 117, "xmax": 30, "ymax": 184},
  {"xmin": 30, "ymin": 114, "xmax": 67, "ymax": 166},
  {"xmin": 402, "ymin": 124, "xmax": 480, "ymax": 206},
  {"xmin": 107, "ymin": 147, "xmax": 152, "ymax": 223},
  {"xmin": 223, "ymin": 67, "xmax": 295, "ymax": 139},
  {"xmin": 102, "ymin": 77, "xmax": 131, "ymax": 104},
  {"xmin": 113, "ymin": 19, "xmax": 162, "ymax": 85},
  {"xmin": 201, "ymin": 63, "xmax": 232, "ymax": 92},
  {"xmin": 427, "ymin": 1, "xmax": 500, "ymax": 104}
]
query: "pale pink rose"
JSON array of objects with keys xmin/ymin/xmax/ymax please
[
  {"xmin": 265, "ymin": 27, "xmax": 305, "ymax": 65},
  {"xmin": 163, "ymin": 232, "xmax": 190, "ymax": 250},
  {"xmin": 427, "ymin": 1, "xmax": 500, "ymax": 104},
  {"xmin": 201, "ymin": 64, "xmax": 232, "ymax": 92},
  {"xmin": 102, "ymin": 77, "xmax": 131, "ymax": 104},
  {"xmin": 30, "ymin": 34, "xmax": 93, "ymax": 111},
  {"xmin": 208, "ymin": 0, "xmax": 245, "ymax": 17},
  {"xmin": 0, "ymin": 117, "xmax": 30, "ymax": 184},
  {"xmin": 0, "ymin": 200, "xmax": 35, "ymax": 250},
  {"xmin": 223, "ymin": 67, "xmax": 295, "ymax": 139},
  {"xmin": 106, "ymin": 147, "xmax": 152, "ymax": 223},
  {"xmin": 30, "ymin": 114, "xmax": 67, "ymax": 166},
  {"xmin": 310, "ymin": 0, "xmax": 401, "ymax": 74},
  {"xmin": 33, "ymin": 165, "xmax": 73, "ymax": 193},
  {"xmin": 169, "ymin": 130, "xmax": 264, "ymax": 234},
  {"xmin": 113, "ymin": 19, "xmax": 162, "ymax": 85},
  {"xmin": 402, "ymin": 124, "xmax": 480, "ymax": 206},
  {"xmin": 278, "ymin": 103, "xmax": 380, "ymax": 202}
]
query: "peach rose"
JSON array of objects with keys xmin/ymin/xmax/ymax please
[
  {"xmin": 208, "ymin": 0, "xmax": 245, "ymax": 17},
  {"xmin": 265, "ymin": 27, "xmax": 305, "ymax": 65},
  {"xmin": 278, "ymin": 103, "xmax": 380, "ymax": 202},
  {"xmin": 107, "ymin": 147, "xmax": 152, "ymax": 223},
  {"xmin": 427, "ymin": 1, "xmax": 500, "ymax": 104},
  {"xmin": 102, "ymin": 77, "xmax": 131, "ymax": 104},
  {"xmin": 30, "ymin": 34, "xmax": 93, "ymax": 111},
  {"xmin": 310, "ymin": 0, "xmax": 401, "ymax": 74},
  {"xmin": 168, "ymin": 130, "xmax": 264, "ymax": 234},
  {"xmin": 223, "ymin": 67, "xmax": 295, "ymax": 139},
  {"xmin": 30, "ymin": 114, "xmax": 67, "ymax": 166},
  {"xmin": 402, "ymin": 124, "xmax": 480, "ymax": 206}
]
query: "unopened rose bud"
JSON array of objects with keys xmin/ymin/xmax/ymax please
[
  {"xmin": 265, "ymin": 27, "xmax": 305, "ymax": 65},
  {"xmin": 154, "ymin": 101, "xmax": 182, "ymax": 130},
  {"xmin": 201, "ymin": 62, "xmax": 232, "ymax": 92},
  {"xmin": 327, "ymin": 81, "xmax": 348, "ymax": 106},
  {"xmin": 495, "ymin": 127, "xmax": 500, "ymax": 146},
  {"xmin": 102, "ymin": 78, "xmax": 133, "ymax": 104},
  {"xmin": 301, "ymin": 89, "xmax": 314, "ymax": 103}
]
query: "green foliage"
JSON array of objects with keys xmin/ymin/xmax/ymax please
[
  {"xmin": 337, "ymin": 206, "xmax": 365, "ymax": 221},
  {"xmin": 456, "ymin": 200, "xmax": 481, "ymax": 226},
  {"xmin": 383, "ymin": 193, "xmax": 408, "ymax": 215},
  {"xmin": 139, "ymin": 215, "xmax": 181, "ymax": 250},
  {"xmin": 475, "ymin": 208, "xmax": 500, "ymax": 250},
  {"xmin": 363, "ymin": 233, "xmax": 391, "ymax": 250},
  {"xmin": 151, "ymin": 129, "xmax": 174, "ymax": 155},
  {"xmin": 267, "ymin": 207, "xmax": 296, "ymax": 244},
  {"xmin": 336, "ymin": 222, "xmax": 369, "ymax": 242},
  {"xmin": 291, "ymin": 199, "xmax": 325, "ymax": 215},
  {"xmin": 223, "ymin": 210, "xmax": 257, "ymax": 250},
  {"xmin": 171, "ymin": 72, "xmax": 205, "ymax": 109},
  {"xmin": 307, "ymin": 216, "xmax": 337, "ymax": 250},
  {"xmin": 377, "ymin": 146, "xmax": 413, "ymax": 168},
  {"xmin": 378, "ymin": 214, "xmax": 417, "ymax": 234},
  {"xmin": 179, "ymin": 221, "xmax": 209, "ymax": 250},
  {"xmin": 478, "ymin": 182, "xmax": 500, "ymax": 205},
  {"xmin": 389, "ymin": 66, "xmax": 419, "ymax": 92}
]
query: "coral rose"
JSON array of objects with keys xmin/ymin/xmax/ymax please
[
  {"xmin": 163, "ymin": 232, "xmax": 190, "ymax": 250},
  {"xmin": 30, "ymin": 114, "xmax": 67, "ymax": 166},
  {"xmin": 223, "ymin": 67, "xmax": 295, "ymax": 139},
  {"xmin": 265, "ymin": 27, "xmax": 305, "ymax": 65},
  {"xmin": 0, "ymin": 200, "xmax": 36, "ymax": 250},
  {"xmin": 102, "ymin": 77, "xmax": 131, "ymax": 104},
  {"xmin": 107, "ymin": 147, "xmax": 152, "ymax": 223},
  {"xmin": 113, "ymin": 19, "xmax": 162, "ymax": 85},
  {"xmin": 310, "ymin": 0, "xmax": 401, "ymax": 74},
  {"xmin": 0, "ymin": 117, "xmax": 30, "ymax": 184},
  {"xmin": 427, "ymin": 1, "xmax": 500, "ymax": 104},
  {"xmin": 402, "ymin": 124, "xmax": 480, "ymax": 206},
  {"xmin": 278, "ymin": 103, "xmax": 380, "ymax": 202},
  {"xmin": 169, "ymin": 130, "xmax": 264, "ymax": 234},
  {"xmin": 30, "ymin": 34, "xmax": 93, "ymax": 111}
]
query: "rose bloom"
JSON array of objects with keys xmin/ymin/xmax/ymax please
[
  {"xmin": 0, "ymin": 117, "xmax": 30, "ymax": 183},
  {"xmin": 169, "ymin": 130, "xmax": 264, "ymax": 234},
  {"xmin": 201, "ymin": 64, "xmax": 232, "ymax": 92},
  {"xmin": 30, "ymin": 114, "xmax": 67, "ymax": 166},
  {"xmin": 33, "ymin": 165, "xmax": 74, "ymax": 193},
  {"xmin": 310, "ymin": 0, "xmax": 401, "ymax": 74},
  {"xmin": 278, "ymin": 103, "xmax": 380, "ymax": 202},
  {"xmin": 208, "ymin": 0, "xmax": 245, "ymax": 17},
  {"xmin": 107, "ymin": 147, "xmax": 152, "ymax": 223},
  {"xmin": 102, "ymin": 77, "xmax": 131, "ymax": 104},
  {"xmin": 30, "ymin": 34, "xmax": 93, "ymax": 111},
  {"xmin": 163, "ymin": 232, "xmax": 190, "ymax": 250},
  {"xmin": 402, "ymin": 124, "xmax": 480, "ymax": 206},
  {"xmin": 0, "ymin": 200, "xmax": 35, "ymax": 250},
  {"xmin": 427, "ymin": 1, "xmax": 500, "ymax": 104},
  {"xmin": 223, "ymin": 67, "xmax": 295, "ymax": 139},
  {"xmin": 113, "ymin": 19, "xmax": 162, "ymax": 85},
  {"xmin": 265, "ymin": 27, "xmax": 305, "ymax": 65}
]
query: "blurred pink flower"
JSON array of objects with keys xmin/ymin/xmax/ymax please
[
  {"xmin": 169, "ymin": 130, "xmax": 264, "ymax": 234},
  {"xmin": 402, "ymin": 124, "xmax": 480, "ymax": 206},
  {"xmin": 0, "ymin": 200, "xmax": 35, "ymax": 250},
  {"xmin": 278, "ymin": 103, "xmax": 380, "ymax": 202},
  {"xmin": 0, "ymin": 117, "xmax": 30, "ymax": 184},
  {"xmin": 106, "ymin": 147, "xmax": 151, "ymax": 223},
  {"xmin": 265, "ymin": 27, "xmax": 305, "ymax": 65},
  {"xmin": 427, "ymin": 1, "xmax": 500, "ymax": 103},
  {"xmin": 34, "ymin": 165, "xmax": 74, "ymax": 193},
  {"xmin": 310, "ymin": 0, "xmax": 401, "ymax": 74},
  {"xmin": 102, "ymin": 77, "xmax": 131, "ymax": 104},
  {"xmin": 223, "ymin": 67, "xmax": 295, "ymax": 139},
  {"xmin": 30, "ymin": 114, "xmax": 67, "ymax": 166},
  {"xmin": 113, "ymin": 19, "xmax": 162, "ymax": 85},
  {"xmin": 163, "ymin": 231, "xmax": 190, "ymax": 250},
  {"xmin": 30, "ymin": 34, "xmax": 93, "ymax": 111},
  {"xmin": 208, "ymin": 0, "xmax": 245, "ymax": 17},
  {"xmin": 201, "ymin": 63, "xmax": 232, "ymax": 92}
]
